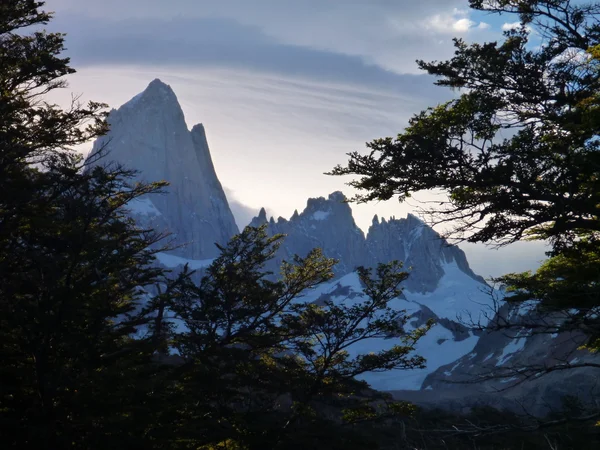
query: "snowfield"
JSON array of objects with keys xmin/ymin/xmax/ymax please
[{"xmin": 300, "ymin": 264, "xmax": 494, "ymax": 391}]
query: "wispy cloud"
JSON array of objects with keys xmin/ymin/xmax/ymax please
[
  {"xmin": 47, "ymin": 0, "xmax": 498, "ymax": 75},
  {"xmin": 42, "ymin": 0, "xmax": 543, "ymax": 276},
  {"xmin": 47, "ymin": 64, "xmax": 445, "ymax": 234}
]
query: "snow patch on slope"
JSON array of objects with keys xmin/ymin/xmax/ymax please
[
  {"xmin": 302, "ymin": 270, "xmax": 484, "ymax": 391},
  {"xmin": 406, "ymin": 261, "xmax": 492, "ymax": 323},
  {"xmin": 496, "ymin": 335, "xmax": 527, "ymax": 366},
  {"xmin": 356, "ymin": 324, "xmax": 479, "ymax": 390},
  {"xmin": 312, "ymin": 210, "xmax": 331, "ymax": 221}
]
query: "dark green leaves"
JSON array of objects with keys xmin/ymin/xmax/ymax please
[{"xmin": 163, "ymin": 227, "xmax": 427, "ymax": 449}]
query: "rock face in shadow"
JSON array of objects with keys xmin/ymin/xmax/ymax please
[
  {"xmin": 89, "ymin": 79, "xmax": 238, "ymax": 259},
  {"xmin": 396, "ymin": 304, "xmax": 600, "ymax": 417},
  {"xmin": 366, "ymin": 214, "xmax": 485, "ymax": 292},
  {"xmin": 250, "ymin": 192, "xmax": 369, "ymax": 277},
  {"xmin": 250, "ymin": 192, "xmax": 484, "ymax": 293}
]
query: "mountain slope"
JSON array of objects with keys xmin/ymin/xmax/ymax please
[
  {"xmin": 250, "ymin": 192, "xmax": 369, "ymax": 276},
  {"xmin": 250, "ymin": 191, "xmax": 485, "ymax": 292},
  {"xmin": 298, "ymin": 263, "xmax": 490, "ymax": 391},
  {"xmin": 89, "ymin": 79, "xmax": 239, "ymax": 259},
  {"xmin": 100, "ymin": 81, "xmax": 600, "ymax": 416},
  {"xmin": 249, "ymin": 191, "xmax": 493, "ymax": 390}
]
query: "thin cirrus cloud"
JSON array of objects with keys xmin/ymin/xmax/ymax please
[
  {"xmin": 47, "ymin": 0, "xmax": 496, "ymax": 75},
  {"xmin": 42, "ymin": 0, "xmax": 547, "ymax": 276},
  {"xmin": 50, "ymin": 14, "xmax": 445, "ymax": 93}
]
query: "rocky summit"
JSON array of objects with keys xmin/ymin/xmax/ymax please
[
  {"xmin": 249, "ymin": 191, "xmax": 369, "ymax": 278},
  {"xmin": 250, "ymin": 191, "xmax": 484, "ymax": 293},
  {"xmin": 88, "ymin": 79, "xmax": 238, "ymax": 259}
]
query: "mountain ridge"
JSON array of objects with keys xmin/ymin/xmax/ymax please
[
  {"xmin": 250, "ymin": 190, "xmax": 485, "ymax": 293},
  {"xmin": 93, "ymin": 79, "xmax": 600, "ymax": 416}
]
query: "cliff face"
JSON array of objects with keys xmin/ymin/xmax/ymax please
[
  {"xmin": 411, "ymin": 304, "xmax": 600, "ymax": 416},
  {"xmin": 250, "ymin": 192, "xmax": 369, "ymax": 277},
  {"xmin": 366, "ymin": 213, "xmax": 485, "ymax": 292},
  {"xmin": 89, "ymin": 79, "xmax": 238, "ymax": 259},
  {"xmin": 250, "ymin": 192, "xmax": 485, "ymax": 293}
]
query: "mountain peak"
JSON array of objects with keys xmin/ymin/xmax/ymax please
[
  {"xmin": 406, "ymin": 213, "xmax": 425, "ymax": 225},
  {"xmin": 328, "ymin": 191, "xmax": 346, "ymax": 202},
  {"xmin": 122, "ymin": 78, "xmax": 179, "ymax": 110},
  {"xmin": 191, "ymin": 123, "xmax": 206, "ymax": 134},
  {"xmin": 89, "ymin": 80, "xmax": 238, "ymax": 259},
  {"xmin": 146, "ymin": 78, "xmax": 175, "ymax": 95}
]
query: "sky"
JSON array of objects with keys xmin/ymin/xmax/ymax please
[{"xmin": 43, "ymin": 0, "xmax": 548, "ymax": 278}]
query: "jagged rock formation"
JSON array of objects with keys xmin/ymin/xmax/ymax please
[
  {"xmin": 250, "ymin": 192, "xmax": 369, "ymax": 277},
  {"xmin": 89, "ymin": 79, "xmax": 239, "ymax": 259},
  {"xmin": 99, "ymin": 80, "xmax": 600, "ymax": 418},
  {"xmin": 367, "ymin": 213, "xmax": 485, "ymax": 292},
  {"xmin": 250, "ymin": 191, "xmax": 484, "ymax": 292}
]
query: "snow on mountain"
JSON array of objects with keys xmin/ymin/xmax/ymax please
[
  {"xmin": 247, "ymin": 191, "xmax": 494, "ymax": 391},
  {"xmin": 88, "ymin": 78, "xmax": 239, "ymax": 260},
  {"xmin": 407, "ymin": 261, "xmax": 490, "ymax": 321},
  {"xmin": 299, "ymin": 268, "xmax": 489, "ymax": 391},
  {"xmin": 413, "ymin": 303, "xmax": 600, "ymax": 415},
  {"xmin": 102, "ymin": 81, "xmax": 600, "ymax": 414},
  {"xmin": 367, "ymin": 214, "xmax": 485, "ymax": 293},
  {"xmin": 155, "ymin": 252, "xmax": 214, "ymax": 271},
  {"xmin": 126, "ymin": 196, "xmax": 162, "ymax": 217}
]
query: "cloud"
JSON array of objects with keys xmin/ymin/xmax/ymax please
[
  {"xmin": 502, "ymin": 21, "xmax": 522, "ymax": 31},
  {"xmin": 425, "ymin": 11, "xmax": 483, "ymax": 34},
  {"xmin": 223, "ymin": 186, "xmax": 271, "ymax": 230},
  {"xmin": 48, "ymin": 15, "xmax": 452, "ymax": 92},
  {"xmin": 501, "ymin": 21, "xmax": 536, "ymax": 34},
  {"xmin": 48, "ymin": 65, "xmax": 444, "ymax": 234},
  {"xmin": 46, "ymin": 0, "xmax": 499, "ymax": 75}
]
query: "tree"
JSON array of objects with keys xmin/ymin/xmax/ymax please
[
  {"xmin": 0, "ymin": 3, "xmax": 430, "ymax": 449},
  {"xmin": 330, "ymin": 1, "xmax": 600, "ymax": 353},
  {"xmin": 155, "ymin": 226, "xmax": 429, "ymax": 450},
  {"xmin": 0, "ymin": 2, "xmax": 171, "ymax": 448}
]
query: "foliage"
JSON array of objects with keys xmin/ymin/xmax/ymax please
[
  {"xmin": 330, "ymin": 1, "xmax": 600, "ymax": 350},
  {"xmin": 0, "ymin": 2, "xmax": 171, "ymax": 448},
  {"xmin": 155, "ymin": 225, "xmax": 430, "ymax": 449}
]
